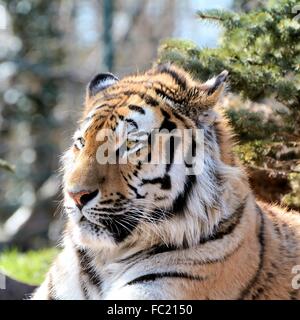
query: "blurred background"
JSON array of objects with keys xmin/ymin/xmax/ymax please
[
  {"xmin": 0, "ymin": 0, "xmax": 299, "ymax": 287},
  {"xmin": 0, "ymin": 0, "xmax": 233, "ymax": 251}
]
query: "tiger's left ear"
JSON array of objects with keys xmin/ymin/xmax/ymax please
[
  {"xmin": 199, "ymin": 70, "xmax": 229, "ymax": 107},
  {"xmin": 87, "ymin": 72, "xmax": 119, "ymax": 97}
]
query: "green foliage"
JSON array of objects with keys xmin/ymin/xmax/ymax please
[
  {"xmin": 234, "ymin": 140, "xmax": 300, "ymax": 165},
  {"xmin": 158, "ymin": 0, "xmax": 300, "ymax": 114},
  {"xmin": 225, "ymin": 109, "xmax": 279, "ymax": 141},
  {"xmin": 282, "ymin": 173, "xmax": 300, "ymax": 208},
  {"xmin": 233, "ymin": 140, "xmax": 271, "ymax": 165},
  {"xmin": 0, "ymin": 248, "xmax": 59, "ymax": 285}
]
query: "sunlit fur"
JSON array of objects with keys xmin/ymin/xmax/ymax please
[{"xmin": 32, "ymin": 65, "xmax": 300, "ymax": 300}]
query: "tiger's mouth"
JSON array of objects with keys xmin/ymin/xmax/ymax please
[
  {"xmin": 79, "ymin": 215, "xmax": 104, "ymax": 230},
  {"xmin": 79, "ymin": 215, "xmax": 97, "ymax": 224},
  {"xmin": 79, "ymin": 212, "xmax": 113, "ymax": 227}
]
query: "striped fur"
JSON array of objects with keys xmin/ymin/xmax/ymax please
[{"xmin": 32, "ymin": 65, "xmax": 300, "ymax": 300}]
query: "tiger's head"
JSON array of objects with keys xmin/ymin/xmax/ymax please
[{"xmin": 63, "ymin": 64, "xmax": 241, "ymax": 250}]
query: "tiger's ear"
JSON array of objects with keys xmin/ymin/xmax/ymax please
[
  {"xmin": 199, "ymin": 70, "xmax": 229, "ymax": 107},
  {"xmin": 87, "ymin": 72, "xmax": 119, "ymax": 97}
]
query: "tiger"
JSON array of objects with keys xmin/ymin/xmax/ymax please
[{"xmin": 32, "ymin": 64, "xmax": 300, "ymax": 300}]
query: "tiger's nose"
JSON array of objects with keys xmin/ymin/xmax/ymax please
[{"xmin": 68, "ymin": 190, "xmax": 99, "ymax": 209}]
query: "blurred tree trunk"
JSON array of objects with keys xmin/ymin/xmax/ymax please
[
  {"xmin": 102, "ymin": 0, "xmax": 115, "ymax": 71},
  {"xmin": 0, "ymin": 0, "xmax": 66, "ymax": 248},
  {"xmin": 1, "ymin": 175, "xmax": 62, "ymax": 250}
]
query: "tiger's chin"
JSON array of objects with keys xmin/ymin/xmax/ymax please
[{"xmin": 68, "ymin": 216, "xmax": 118, "ymax": 250}]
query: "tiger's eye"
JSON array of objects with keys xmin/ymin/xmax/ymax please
[{"xmin": 126, "ymin": 140, "xmax": 135, "ymax": 149}]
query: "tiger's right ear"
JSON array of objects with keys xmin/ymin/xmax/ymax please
[{"xmin": 87, "ymin": 72, "xmax": 119, "ymax": 97}]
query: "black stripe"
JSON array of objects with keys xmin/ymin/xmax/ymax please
[
  {"xmin": 47, "ymin": 273, "xmax": 56, "ymax": 300},
  {"xmin": 172, "ymin": 109, "xmax": 188, "ymax": 123},
  {"xmin": 142, "ymin": 174, "xmax": 171, "ymax": 190},
  {"xmin": 127, "ymin": 182, "xmax": 145, "ymax": 198},
  {"xmin": 271, "ymin": 217, "xmax": 282, "ymax": 237},
  {"xmin": 91, "ymin": 207, "xmax": 124, "ymax": 213},
  {"xmin": 149, "ymin": 243, "xmax": 179, "ymax": 255},
  {"xmin": 121, "ymin": 172, "xmax": 129, "ymax": 182},
  {"xmin": 155, "ymin": 88, "xmax": 185, "ymax": 106},
  {"xmin": 171, "ymin": 175, "xmax": 196, "ymax": 214},
  {"xmin": 126, "ymin": 272, "xmax": 205, "ymax": 286},
  {"xmin": 140, "ymin": 174, "xmax": 194, "ymax": 221},
  {"xmin": 99, "ymin": 199, "xmax": 113, "ymax": 205},
  {"xmin": 204, "ymin": 127, "xmax": 216, "ymax": 148},
  {"xmin": 117, "ymin": 248, "xmax": 149, "ymax": 263},
  {"xmin": 128, "ymin": 104, "xmax": 146, "ymax": 114},
  {"xmin": 154, "ymin": 195, "xmax": 168, "ymax": 201},
  {"xmin": 125, "ymin": 118, "xmax": 138, "ymax": 129},
  {"xmin": 143, "ymin": 93, "xmax": 159, "ymax": 107},
  {"xmin": 79, "ymin": 277, "xmax": 89, "ymax": 300},
  {"xmin": 159, "ymin": 109, "xmax": 177, "ymax": 132},
  {"xmin": 116, "ymin": 192, "xmax": 126, "ymax": 200},
  {"xmin": 238, "ymin": 205, "xmax": 265, "ymax": 299},
  {"xmin": 117, "ymin": 243, "xmax": 178, "ymax": 265},
  {"xmin": 82, "ymin": 284, "xmax": 89, "ymax": 300},
  {"xmin": 156, "ymin": 64, "xmax": 187, "ymax": 90},
  {"xmin": 199, "ymin": 196, "xmax": 247, "ymax": 244},
  {"xmin": 136, "ymin": 161, "xmax": 142, "ymax": 170},
  {"xmin": 77, "ymin": 249, "xmax": 102, "ymax": 289},
  {"xmin": 133, "ymin": 170, "xmax": 139, "ymax": 177},
  {"xmin": 94, "ymin": 103, "xmax": 112, "ymax": 110}
]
